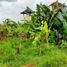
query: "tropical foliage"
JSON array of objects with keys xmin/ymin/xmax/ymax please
[{"xmin": 0, "ymin": 3, "xmax": 67, "ymax": 67}]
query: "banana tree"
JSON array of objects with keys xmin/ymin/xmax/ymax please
[
  {"xmin": 31, "ymin": 3, "xmax": 65, "ymax": 44},
  {"xmin": 32, "ymin": 21, "xmax": 49, "ymax": 46},
  {"xmin": 3, "ymin": 19, "xmax": 17, "ymax": 37},
  {"xmin": 15, "ymin": 22, "xmax": 23, "ymax": 53}
]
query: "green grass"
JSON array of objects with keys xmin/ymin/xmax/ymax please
[{"xmin": 0, "ymin": 38, "xmax": 67, "ymax": 67}]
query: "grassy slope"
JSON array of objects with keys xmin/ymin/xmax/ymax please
[{"xmin": 0, "ymin": 38, "xmax": 67, "ymax": 67}]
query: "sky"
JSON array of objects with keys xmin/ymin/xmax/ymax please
[{"xmin": 0, "ymin": 0, "xmax": 67, "ymax": 23}]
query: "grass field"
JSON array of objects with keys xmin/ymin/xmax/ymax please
[{"xmin": 0, "ymin": 38, "xmax": 67, "ymax": 67}]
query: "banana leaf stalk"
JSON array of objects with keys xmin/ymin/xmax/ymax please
[{"xmin": 43, "ymin": 21, "xmax": 49, "ymax": 46}]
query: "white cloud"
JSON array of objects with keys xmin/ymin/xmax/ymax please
[{"xmin": 0, "ymin": 0, "xmax": 17, "ymax": 2}]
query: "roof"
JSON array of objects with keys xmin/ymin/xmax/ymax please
[
  {"xmin": 50, "ymin": 1, "xmax": 66, "ymax": 8},
  {"xmin": 20, "ymin": 7, "xmax": 34, "ymax": 14}
]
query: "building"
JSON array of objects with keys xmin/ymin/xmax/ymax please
[
  {"xmin": 49, "ymin": 0, "xmax": 67, "ymax": 21},
  {"xmin": 49, "ymin": 0, "xmax": 66, "ymax": 11},
  {"xmin": 20, "ymin": 7, "xmax": 34, "ymax": 21}
]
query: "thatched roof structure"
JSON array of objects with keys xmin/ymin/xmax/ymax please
[{"xmin": 20, "ymin": 7, "xmax": 34, "ymax": 14}]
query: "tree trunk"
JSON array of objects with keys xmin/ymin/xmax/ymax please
[{"xmin": 45, "ymin": 32, "xmax": 48, "ymax": 46}]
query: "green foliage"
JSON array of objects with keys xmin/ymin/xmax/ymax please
[
  {"xmin": 0, "ymin": 39, "xmax": 67, "ymax": 67},
  {"xmin": 0, "ymin": 2, "xmax": 67, "ymax": 67},
  {"xmin": 63, "ymin": 22, "xmax": 67, "ymax": 35},
  {"xmin": 59, "ymin": 40, "xmax": 67, "ymax": 48}
]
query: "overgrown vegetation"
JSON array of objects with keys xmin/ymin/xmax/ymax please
[{"xmin": 0, "ymin": 2, "xmax": 67, "ymax": 67}]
